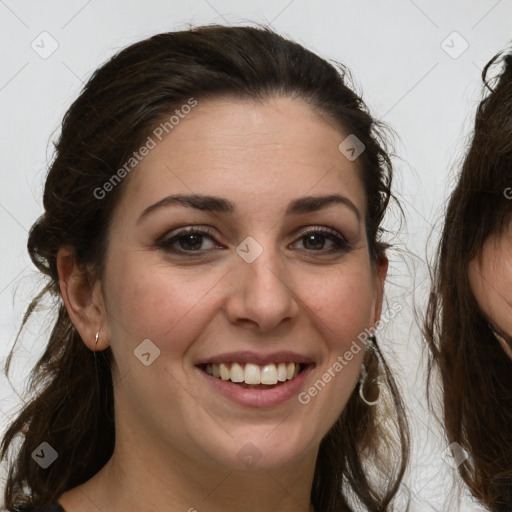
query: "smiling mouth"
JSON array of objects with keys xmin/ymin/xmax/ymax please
[{"xmin": 198, "ymin": 362, "xmax": 309, "ymax": 389}]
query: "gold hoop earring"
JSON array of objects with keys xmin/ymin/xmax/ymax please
[{"xmin": 359, "ymin": 334, "xmax": 380, "ymax": 407}]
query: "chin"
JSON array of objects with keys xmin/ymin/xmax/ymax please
[{"xmin": 199, "ymin": 426, "xmax": 316, "ymax": 472}]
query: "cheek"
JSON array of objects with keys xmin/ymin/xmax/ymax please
[
  {"xmin": 470, "ymin": 256, "xmax": 512, "ymax": 327},
  {"xmin": 103, "ymin": 246, "xmax": 375, "ymax": 374},
  {"xmin": 300, "ymin": 264, "xmax": 375, "ymax": 339},
  {"xmin": 292, "ymin": 269, "xmax": 372, "ymax": 437},
  {"xmin": 104, "ymin": 258, "xmax": 223, "ymax": 350}
]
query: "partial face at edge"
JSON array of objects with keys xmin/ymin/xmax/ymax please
[
  {"xmin": 96, "ymin": 96, "xmax": 388, "ymax": 471},
  {"xmin": 468, "ymin": 228, "xmax": 512, "ymax": 360}
]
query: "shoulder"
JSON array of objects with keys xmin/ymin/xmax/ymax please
[{"xmin": 7, "ymin": 502, "xmax": 66, "ymax": 512}]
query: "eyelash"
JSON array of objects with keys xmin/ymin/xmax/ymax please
[{"xmin": 156, "ymin": 226, "xmax": 351, "ymax": 256}]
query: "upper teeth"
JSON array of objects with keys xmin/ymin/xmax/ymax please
[{"xmin": 205, "ymin": 362, "xmax": 301, "ymax": 385}]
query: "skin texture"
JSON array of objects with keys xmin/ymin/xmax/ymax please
[
  {"xmin": 56, "ymin": 96, "xmax": 387, "ymax": 512},
  {"xmin": 468, "ymin": 229, "xmax": 512, "ymax": 360}
]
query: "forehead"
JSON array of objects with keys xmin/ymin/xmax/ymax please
[{"xmin": 118, "ymin": 96, "xmax": 367, "ymax": 221}]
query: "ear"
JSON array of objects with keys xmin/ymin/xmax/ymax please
[
  {"xmin": 57, "ymin": 246, "xmax": 109, "ymax": 351},
  {"xmin": 371, "ymin": 252, "xmax": 389, "ymax": 327}
]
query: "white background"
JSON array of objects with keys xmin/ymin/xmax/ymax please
[{"xmin": 1, "ymin": 1, "xmax": 510, "ymax": 510}]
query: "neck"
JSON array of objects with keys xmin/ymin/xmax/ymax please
[{"xmin": 61, "ymin": 419, "xmax": 318, "ymax": 512}]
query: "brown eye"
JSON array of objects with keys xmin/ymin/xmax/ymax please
[
  {"xmin": 157, "ymin": 226, "xmax": 351, "ymax": 256},
  {"xmin": 292, "ymin": 227, "xmax": 351, "ymax": 254},
  {"xmin": 158, "ymin": 228, "xmax": 221, "ymax": 254}
]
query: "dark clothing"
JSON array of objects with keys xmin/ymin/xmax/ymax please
[{"xmin": 9, "ymin": 502, "xmax": 66, "ymax": 512}]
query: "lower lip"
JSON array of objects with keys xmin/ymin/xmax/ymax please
[{"xmin": 198, "ymin": 365, "xmax": 314, "ymax": 408}]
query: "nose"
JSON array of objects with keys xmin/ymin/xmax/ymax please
[{"xmin": 225, "ymin": 241, "xmax": 300, "ymax": 333}]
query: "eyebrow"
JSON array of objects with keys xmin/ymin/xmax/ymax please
[{"xmin": 137, "ymin": 193, "xmax": 361, "ymax": 224}]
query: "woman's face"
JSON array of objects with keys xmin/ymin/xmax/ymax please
[
  {"xmin": 468, "ymin": 228, "xmax": 512, "ymax": 359},
  {"xmin": 99, "ymin": 96, "xmax": 386, "ymax": 471}
]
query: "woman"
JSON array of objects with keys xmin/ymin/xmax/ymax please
[
  {"xmin": 1, "ymin": 25, "xmax": 409, "ymax": 511},
  {"xmin": 425, "ymin": 48, "xmax": 512, "ymax": 511}
]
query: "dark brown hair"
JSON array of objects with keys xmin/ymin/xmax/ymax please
[
  {"xmin": 424, "ymin": 48, "xmax": 512, "ymax": 511},
  {"xmin": 1, "ymin": 25, "xmax": 409, "ymax": 511}
]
